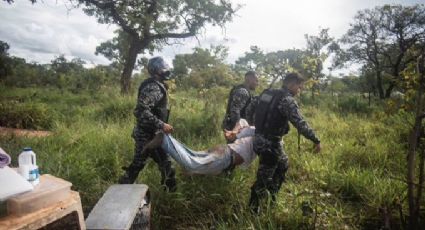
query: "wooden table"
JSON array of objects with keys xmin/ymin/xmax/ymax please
[{"xmin": 0, "ymin": 175, "xmax": 85, "ymax": 230}]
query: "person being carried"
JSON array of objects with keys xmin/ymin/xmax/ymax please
[{"xmin": 141, "ymin": 119, "xmax": 257, "ymax": 175}]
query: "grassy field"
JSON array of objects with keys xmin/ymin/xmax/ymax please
[{"xmin": 0, "ymin": 85, "xmax": 418, "ymax": 229}]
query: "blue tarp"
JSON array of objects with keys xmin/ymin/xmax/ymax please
[{"xmin": 161, "ymin": 135, "xmax": 231, "ymax": 175}]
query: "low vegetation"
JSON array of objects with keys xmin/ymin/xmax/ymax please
[{"xmin": 0, "ymin": 86, "xmax": 419, "ymax": 229}]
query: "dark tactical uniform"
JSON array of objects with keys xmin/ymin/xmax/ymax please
[
  {"xmin": 249, "ymin": 87, "xmax": 320, "ymax": 210},
  {"xmin": 222, "ymin": 84, "xmax": 253, "ymax": 131},
  {"xmin": 245, "ymin": 95, "xmax": 258, "ymax": 125},
  {"xmin": 119, "ymin": 77, "xmax": 176, "ymax": 191}
]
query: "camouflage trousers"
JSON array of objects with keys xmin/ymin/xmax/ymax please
[
  {"xmin": 249, "ymin": 134, "xmax": 289, "ymax": 211},
  {"xmin": 119, "ymin": 126, "xmax": 176, "ymax": 191}
]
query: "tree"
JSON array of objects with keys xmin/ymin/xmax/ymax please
[
  {"xmin": 380, "ymin": 5, "xmax": 425, "ymax": 98},
  {"xmin": 234, "ymin": 46, "xmax": 305, "ymax": 87},
  {"xmin": 95, "ymin": 29, "xmax": 130, "ymax": 70},
  {"xmin": 76, "ymin": 0, "xmax": 237, "ymax": 94},
  {"xmin": 0, "ymin": 40, "xmax": 9, "ymax": 55},
  {"xmin": 406, "ymin": 53, "xmax": 425, "ymax": 230},
  {"xmin": 263, "ymin": 49, "xmax": 305, "ymax": 85},
  {"xmin": 338, "ymin": 4, "xmax": 425, "ymax": 99},
  {"xmin": 95, "ymin": 29, "xmax": 148, "ymax": 72},
  {"xmin": 173, "ymin": 45, "xmax": 227, "ymax": 76},
  {"xmin": 173, "ymin": 45, "xmax": 235, "ymax": 89},
  {"xmin": 51, "ymin": 55, "xmax": 85, "ymax": 75},
  {"xmin": 233, "ymin": 45, "xmax": 265, "ymax": 74},
  {"xmin": 0, "ymin": 40, "xmax": 11, "ymax": 80},
  {"xmin": 302, "ymin": 28, "xmax": 334, "ymax": 99},
  {"xmin": 339, "ymin": 8, "xmax": 387, "ymax": 99},
  {"xmin": 327, "ymin": 77, "xmax": 346, "ymax": 97}
]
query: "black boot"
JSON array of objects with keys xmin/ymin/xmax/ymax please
[
  {"xmin": 118, "ymin": 165, "xmax": 142, "ymax": 184},
  {"xmin": 119, "ymin": 134, "xmax": 163, "ymax": 184},
  {"xmin": 164, "ymin": 176, "xmax": 177, "ymax": 192}
]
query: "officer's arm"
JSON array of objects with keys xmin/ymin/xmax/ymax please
[
  {"xmin": 137, "ymin": 83, "xmax": 164, "ymax": 129},
  {"xmin": 245, "ymin": 96, "xmax": 258, "ymax": 125},
  {"xmin": 279, "ymin": 98, "xmax": 320, "ymax": 144},
  {"xmin": 229, "ymin": 88, "xmax": 250, "ymax": 129}
]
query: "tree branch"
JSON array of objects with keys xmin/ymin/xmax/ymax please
[{"xmin": 81, "ymin": 0, "xmax": 140, "ymax": 39}]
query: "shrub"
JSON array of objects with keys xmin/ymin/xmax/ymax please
[
  {"xmin": 0, "ymin": 101, "xmax": 55, "ymax": 130},
  {"xmin": 337, "ymin": 96, "xmax": 371, "ymax": 114},
  {"xmin": 96, "ymin": 97, "xmax": 135, "ymax": 122}
]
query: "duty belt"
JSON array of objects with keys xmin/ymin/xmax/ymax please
[{"xmin": 262, "ymin": 134, "xmax": 282, "ymax": 143}]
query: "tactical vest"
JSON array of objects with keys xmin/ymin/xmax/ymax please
[
  {"xmin": 225, "ymin": 84, "xmax": 252, "ymax": 120},
  {"xmin": 135, "ymin": 77, "xmax": 169, "ymax": 123},
  {"xmin": 254, "ymin": 88, "xmax": 291, "ymax": 138}
]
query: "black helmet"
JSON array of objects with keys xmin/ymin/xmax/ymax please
[{"xmin": 147, "ymin": 56, "xmax": 170, "ymax": 78}]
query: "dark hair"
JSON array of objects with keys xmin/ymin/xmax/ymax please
[
  {"xmin": 245, "ymin": 70, "xmax": 257, "ymax": 79},
  {"xmin": 282, "ymin": 72, "xmax": 305, "ymax": 85}
]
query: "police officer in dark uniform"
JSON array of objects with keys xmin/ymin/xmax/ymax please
[
  {"xmin": 222, "ymin": 70, "xmax": 258, "ymax": 134},
  {"xmin": 119, "ymin": 57, "xmax": 177, "ymax": 192},
  {"xmin": 249, "ymin": 72, "xmax": 321, "ymax": 213}
]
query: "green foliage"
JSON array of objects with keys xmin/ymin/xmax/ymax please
[
  {"xmin": 78, "ymin": 0, "xmax": 237, "ymax": 93},
  {"xmin": 337, "ymin": 4, "xmax": 425, "ymax": 98},
  {"xmin": 234, "ymin": 29, "xmax": 333, "ymax": 96},
  {"xmin": 173, "ymin": 46, "xmax": 237, "ymax": 89},
  {"xmin": 0, "ymin": 40, "xmax": 11, "ymax": 80},
  {"xmin": 95, "ymin": 29, "xmax": 131, "ymax": 69},
  {"xmin": 169, "ymin": 87, "xmax": 227, "ymax": 147},
  {"xmin": 302, "ymin": 28, "xmax": 333, "ymax": 80},
  {"xmin": 0, "ymin": 51, "xmax": 121, "ymax": 92},
  {"xmin": 1, "ymin": 86, "xmax": 419, "ymax": 229},
  {"xmin": 337, "ymin": 96, "xmax": 371, "ymax": 114},
  {"xmin": 96, "ymin": 97, "xmax": 134, "ymax": 122},
  {"xmin": 328, "ymin": 77, "xmax": 347, "ymax": 94},
  {"xmin": 0, "ymin": 100, "xmax": 55, "ymax": 130},
  {"xmin": 234, "ymin": 46, "xmax": 306, "ymax": 82}
]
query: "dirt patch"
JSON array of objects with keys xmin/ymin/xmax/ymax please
[{"xmin": 0, "ymin": 127, "xmax": 52, "ymax": 138}]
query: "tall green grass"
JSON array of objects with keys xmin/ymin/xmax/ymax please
[{"xmin": 0, "ymin": 86, "xmax": 420, "ymax": 229}]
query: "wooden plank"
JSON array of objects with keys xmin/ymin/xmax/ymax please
[{"xmin": 85, "ymin": 184, "xmax": 149, "ymax": 230}]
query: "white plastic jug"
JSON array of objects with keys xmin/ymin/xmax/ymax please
[{"xmin": 18, "ymin": 147, "xmax": 39, "ymax": 186}]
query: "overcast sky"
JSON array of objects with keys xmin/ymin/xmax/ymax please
[{"xmin": 1, "ymin": 0, "xmax": 423, "ymax": 74}]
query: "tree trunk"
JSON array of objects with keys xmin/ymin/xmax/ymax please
[
  {"xmin": 385, "ymin": 82, "xmax": 396, "ymax": 98},
  {"xmin": 376, "ymin": 70, "xmax": 385, "ymax": 99},
  {"xmin": 407, "ymin": 92, "xmax": 423, "ymax": 230},
  {"xmin": 120, "ymin": 37, "xmax": 142, "ymax": 95},
  {"xmin": 407, "ymin": 56, "xmax": 425, "ymax": 230},
  {"xmin": 386, "ymin": 63, "xmax": 401, "ymax": 98},
  {"xmin": 415, "ymin": 142, "xmax": 425, "ymax": 228}
]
